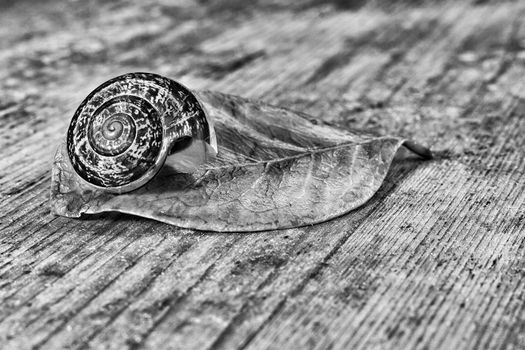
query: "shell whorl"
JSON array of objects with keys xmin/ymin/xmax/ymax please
[{"xmin": 67, "ymin": 72, "xmax": 214, "ymax": 193}]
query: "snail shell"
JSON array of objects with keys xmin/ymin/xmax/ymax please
[{"xmin": 67, "ymin": 72, "xmax": 217, "ymax": 193}]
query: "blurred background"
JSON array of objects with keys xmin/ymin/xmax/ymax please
[{"xmin": 4, "ymin": 0, "xmax": 523, "ymax": 155}]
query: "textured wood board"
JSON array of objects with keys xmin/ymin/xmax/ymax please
[{"xmin": 0, "ymin": 1, "xmax": 524, "ymax": 349}]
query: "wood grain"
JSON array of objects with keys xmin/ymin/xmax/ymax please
[{"xmin": 0, "ymin": 0, "xmax": 524, "ymax": 349}]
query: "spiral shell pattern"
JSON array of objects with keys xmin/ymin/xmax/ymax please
[{"xmin": 67, "ymin": 73, "xmax": 212, "ymax": 192}]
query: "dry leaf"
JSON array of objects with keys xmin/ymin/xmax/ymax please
[{"xmin": 51, "ymin": 91, "xmax": 431, "ymax": 232}]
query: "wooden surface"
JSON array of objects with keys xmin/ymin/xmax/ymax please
[{"xmin": 1, "ymin": 0, "xmax": 524, "ymax": 349}]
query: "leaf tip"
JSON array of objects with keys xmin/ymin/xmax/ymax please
[{"xmin": 402, "ymin": 140, "xmax": 433, "ymax": 160}]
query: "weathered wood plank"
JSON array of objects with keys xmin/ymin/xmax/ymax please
[{"xmin": 0, "ymin": 0, "xmax": 524, "ymax": 349}]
